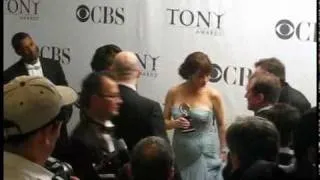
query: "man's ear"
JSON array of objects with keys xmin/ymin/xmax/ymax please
[
  {"xmin": 90, "ymin": 95, "xmax": 99, "ymax": 107},
  {"xmin": 15, "ymin": 49, "xmax": 22, "ymax": 56},
  {"xmin": 256, "ymin": 93, "xmax": 265, "ymax": 103},
  {"xmin": 136, "ymin": 69, "xmax": 142, "ymax": 78},
  {"xmin": 35, "ymin": 123, "xmax": 59, "ymax": 146},
  {"xmin": 43, "ymin": 122, "xmax": 62, "ymax": 138}
]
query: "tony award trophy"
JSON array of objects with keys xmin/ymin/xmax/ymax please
[{"xmin": 179, "ymin": 103, "xmax": 196, "ymax": 133}]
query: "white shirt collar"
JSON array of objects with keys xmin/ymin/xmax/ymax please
[
  {"xmin": 256, "ymin": 104, "xmax": 273, "ymax": 114},
  {"xmin": 24, "ymin": 58, "xmax": 44, "ymax": 77},
  {"xmin": 91, "ymin": 118, "xmax": 115, "ymax": 128},
  {"xmin": 89, "ymin": 119, "xmax": 116, "ymax": 153},
  {"xmin": 118, "ymin": 82, "xmax": 137, "ymax": 91},
  {"xmin": 4, "ymin": 151, "xmax": 54, "ymax": 180}
]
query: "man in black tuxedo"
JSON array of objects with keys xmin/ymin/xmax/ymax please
[
  {"xmin": 69, "ymin": 71, "xmax": 127, "ymax": 180},
  {"xmin": 3, "ymin": 32, "xmax": 72, "ymax": 161},
  {"xmin": 257, "ymin": 103, "xmax": 300, "ymax": 169},
  {"xmin": 245, "ymin": 71, "xmax": 281, "ymax": 116},
  {"xmin": 254, "ymin": 57, "xmax": 311, "ymax": 114},
  {"xmin": 223, "ymin": 72, "xmax": 282, "ymax": 179},
  {"xmin": 111, "ymin": 52, "xmax": 182, "ymax": 180},
  {"xmin": 111, "ymin": 51, "xmax": 169, "ymax": 151}
]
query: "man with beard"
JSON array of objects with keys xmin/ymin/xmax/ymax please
[{"xmin": 4, "ymin": 32, "xmax": 73, "ymax": 162}]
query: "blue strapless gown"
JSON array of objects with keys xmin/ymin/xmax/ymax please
[{"xmin": 172, "ymin": 107, "xmax": 223, "ymax": 180}]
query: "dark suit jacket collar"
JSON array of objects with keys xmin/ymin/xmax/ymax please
[
  {"xmin": 14, "ymin": 59, "xmax": 29, "ymax": 76},
  {"xmin": 38, "ymin": 57, "xmax": 51, "ymax": 77}
]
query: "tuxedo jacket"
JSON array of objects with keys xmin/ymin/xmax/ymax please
[
  {"xmin": 3, "ymin": 57, "xmax": 72, "ymax": 161},
  {"xmin": 69, "ymin": 114, "xmax": 127, "ymax": 180},
  {"xmin": 4, "ymin": 57, "xmax": 68, "ymax": 85},
  {"xmin": 279, "ymin": 82, "xmax": 311, "ymax": 114},
  {"xmin": 112, "ymin": 85, "xmax": 169, "ymax": 151}
]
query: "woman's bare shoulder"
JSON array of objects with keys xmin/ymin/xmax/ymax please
[
  {"xmin": 167, "ymin": 84, "xmax": 184, "ymax": 95},
  {"xmin": 207, "ymin": 87, "xmax": 222, "ymax": 100}
]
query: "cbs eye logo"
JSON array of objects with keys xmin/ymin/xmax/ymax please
[
  {"xmin": 209, "ymin": 63, "xmax": 252, "ymax": 86},
  {"xmin": 76, "ymin": 5, "xmax": 90, "ymax": 22},
  {"xmin": 210, "ymin": 64, "xmax": 222, "ymax": 83},
  {"xmin": 75, "ymin": 4, "xmax": 125, "ymax": 24},
  {"xmin": 275, "ymin": 19, "xmax": 294, "ymax": 40},
  {"xmin": 275, "ymin": 19, "xmax": 316, "ymax": 42}
]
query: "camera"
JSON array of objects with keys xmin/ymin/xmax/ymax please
[
  {"xmin": 92, "ymin": 139, "xmax": 130, "ymax": 180},
  {"xmin": 44, "ymin": 157, "xmax": 74, "ymax": 180}
]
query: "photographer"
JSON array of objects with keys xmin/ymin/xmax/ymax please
[
  {"xmin": 4, "ymin": 76, "xmax": 78, "ymax": 180},
  {"xmin": 69, "ymin": 71, "xmax": 129, "ymax": 180}
]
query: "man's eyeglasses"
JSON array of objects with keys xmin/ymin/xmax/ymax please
[{"xmin": 97, "ymin": 93, "xmax": 121, "ymax": 99}]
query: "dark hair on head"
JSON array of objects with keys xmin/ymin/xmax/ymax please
[
  {"xmin": 178, "ymin": 51, "xmax": 213, "ymax": 80},
  {"xmin": 131, "ymin": 136, "xmax": 174, "ymax": 180},
  {"xmin": 249, "ymin": 72, "xmax": 281, "ymax": 103},
  {"xmin": 258, "ymin": 103, "xmax": 300, "ymax": 147},
  {"xmin": 11, "ymin": 32, "xmax": 30, "ymax": 52},
  {"xmin": 90, "ymin": 44, "xmax": 122, "ymax": 72},
  {"xmin": 226, "ymin": 116, "xmax": 280, "ymax": 170},
  {"xmin": 79, "ymin": 71, "xmax": 116, "ymax": 109},
  {"xmin": 255, "ymin": 57, "xmax": 286, "ymax": 83},
  {"xmin": 293, "ymin": 107, "xmax": 316, "ymax": 162}
]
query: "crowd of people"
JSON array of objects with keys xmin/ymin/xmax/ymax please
[{"xmin": 3, "ymin": 32, "xmax": 317, "ymax": 180}]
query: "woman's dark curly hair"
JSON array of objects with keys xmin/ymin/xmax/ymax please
[{"xmin": 178, "ymin": 51, "xmax": 213, "ymax": 80}]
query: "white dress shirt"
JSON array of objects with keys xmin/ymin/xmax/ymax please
[
  {"xmin": 24, "ymin": 58, "xmax": 44, "ymax": 77},
  {"xmin": 4, "ymin": 151, "xmax": 54, "ymax": 180},
  {"xmin": 92, "ymin": 119, "xmax": 116, "ymax": 153}
]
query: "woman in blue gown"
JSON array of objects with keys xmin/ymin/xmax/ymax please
[{"xmin": 163, "ymin": 52, "xmax": 227, "ymax": 180}]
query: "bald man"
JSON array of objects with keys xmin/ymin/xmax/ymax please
[
  {"xmin": 111, "ymin": 51, "xmax": 169, "ymax": 151},
  {"xmin": 112, "ymin": 52, "xmax": 182, "ymax": 180}
]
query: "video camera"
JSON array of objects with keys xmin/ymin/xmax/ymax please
[{"xmin": 44, "ymin": 157, "xmax": 74, "ymax": 180}]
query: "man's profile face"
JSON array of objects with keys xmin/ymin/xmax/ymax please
[
  {"xmin": 96, "ymin": 77, "xmax": 123, "ymax": 118},
  {"xmin": 17, "ymin": 36, "xmax": 39, "ymax": 64},
  {"xmin": 245, "ymin": 79, "xmax": 261, "ymax": 111}
]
